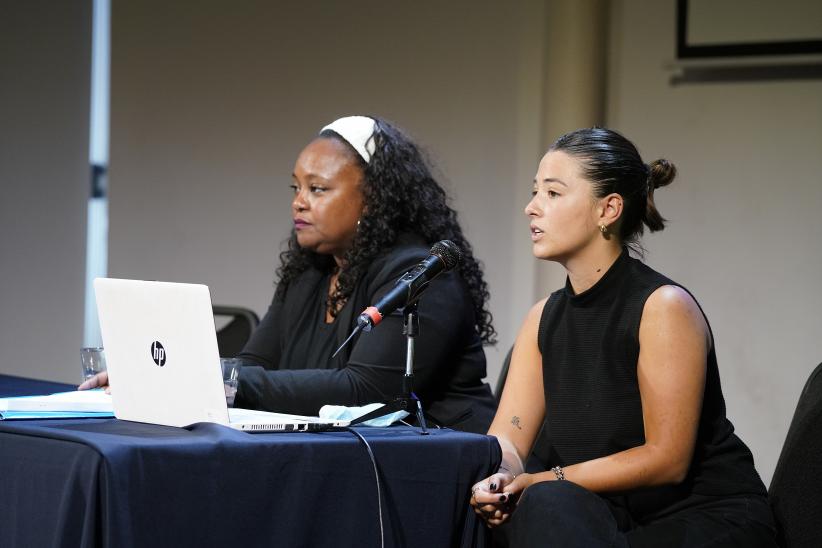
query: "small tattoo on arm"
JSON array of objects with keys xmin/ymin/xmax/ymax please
[{"xmin": 511, "ymin": 416, "xmax": 522, "ymax": 430}]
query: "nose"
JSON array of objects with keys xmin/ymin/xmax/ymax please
[
  {"xmin": 524, "ymin": 194, "xmax": 539, "ymax": 217},
  {"xmin": 292, "ymin": 189, "xmax": 308, "ymax": 212}
]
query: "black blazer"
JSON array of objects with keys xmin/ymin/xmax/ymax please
[{"xmin": 235, "ymin": 234, "xmax": 496, "ymax": 434}]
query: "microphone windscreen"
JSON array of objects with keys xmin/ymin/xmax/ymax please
[{"xmin": 430, "ymin": 240, "xmax": 462, "ymax": 271}]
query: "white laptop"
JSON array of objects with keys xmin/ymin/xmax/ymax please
[{"xmin": 94, "ymin": 277, "xmax": 348, "ymax": 432}]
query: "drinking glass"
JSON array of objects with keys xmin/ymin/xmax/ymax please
[
  {"xmin": 81, "ymin": 347, "xmax": 107, "ymax": 382},
  {"xmin": 221, "ymin": 358, "xmax": 240, "ymax": 407}
]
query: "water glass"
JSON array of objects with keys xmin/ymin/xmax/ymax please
[
  {"xmin": 81, "ymin": 347, "xmax": 107, "ymax": 382},
  {"xmin": 221, "ymin": 358, "xmax": 240, "ymax": 407}
]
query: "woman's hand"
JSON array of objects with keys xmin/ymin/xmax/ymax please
[
  {"xmin": 470, "ymin": 471, "xmax": 534, "ymax": 528},
  {"xmin": 78, "ymin": 371, "xmax": 110, "ymax": 393}
]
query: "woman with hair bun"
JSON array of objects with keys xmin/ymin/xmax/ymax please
[{"xmin": 470, "ymin": 128, "xmax": 776, "ymax": 546}]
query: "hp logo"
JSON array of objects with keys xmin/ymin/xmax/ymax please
[{"xmin": 150, "ymin": 341, "xmax": 167, "ymax": 366}]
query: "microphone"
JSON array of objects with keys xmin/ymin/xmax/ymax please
[
  {"xmin": 331, "ymin": 240, "xmax": 462, "ymax": 358},
  {"xmin": 357, "ymin": 240, "xmax": 462, "ymax": 330}
]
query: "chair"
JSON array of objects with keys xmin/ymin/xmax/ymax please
[
  {"xmin": 768, "ymin": 362, "xmax": 822, "ymax": 548},
  {"xmin": 495, "ymin": 345, "xmax": 514, "ymax": 401},
  {"xmin": 213, "ymin": 305, "xmax": 260, "ymax": 358}
]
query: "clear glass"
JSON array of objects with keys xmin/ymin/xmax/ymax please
[
  {"xmin": 81, "ymin": 347, "xmax": 107, "ymax": 382},
  {"xmin": 221, "ymin": 358, "xmax": 239, "ymax": 408}
]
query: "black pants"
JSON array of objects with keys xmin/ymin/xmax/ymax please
[{"xmin": 495, "ymin": 481, "xmax": 777, "ymax": 548}]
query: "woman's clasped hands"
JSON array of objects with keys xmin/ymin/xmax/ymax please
[{"xmin": 470, "ymin": 470, "xmax": 533, "ymax": 528}]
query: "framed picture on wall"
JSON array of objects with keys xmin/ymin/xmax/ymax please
[{"xmin": 677, "ymin": 0, "xmax": 822, "ymax": 59}]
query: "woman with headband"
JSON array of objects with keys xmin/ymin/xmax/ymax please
[
  {"xmin": 231, "ymin": 115, "xmax": 497, "ymax": 432},
  {"xmin": 470, "ymin": 128, "xmax": 775, "ymax": 546}
]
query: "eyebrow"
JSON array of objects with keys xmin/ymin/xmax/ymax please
[
  {"xmin": 532, "ymin": 177, "xmax": 569, "ymax": 187},
  {"xmin": 292, "ymin": 173, "xmax": 330, "ymax": 183}
]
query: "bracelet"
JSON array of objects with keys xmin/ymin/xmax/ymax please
[{"xmin": 551, "ymin": 465, "xmax": 565, "ymax": 481}]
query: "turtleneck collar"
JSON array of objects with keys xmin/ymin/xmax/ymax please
[{"xmin": 564, "ymin": 247, "xmax": 630, "ymax": 305}]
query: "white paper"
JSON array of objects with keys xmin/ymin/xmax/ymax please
[{"xmin": 0, "ymin": 389, "xmax": 113, "ymax": 413}]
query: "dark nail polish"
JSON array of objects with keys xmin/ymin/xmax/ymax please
[
  {"xmin": 499, "ymin": 494, "xmax": 508, "ymax": 503},
  {"xmin": 489, "ymin": 482, "xmax": 497, "ymax": 491}
]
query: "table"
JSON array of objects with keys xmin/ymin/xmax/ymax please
[{"xmin": 0, "ymin": 375, "xmax": 500, "ymax": 547}]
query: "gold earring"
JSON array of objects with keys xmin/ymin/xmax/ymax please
[{"xmin": 599, "ymin": 224, "xmax": 607, "ymax": 234}]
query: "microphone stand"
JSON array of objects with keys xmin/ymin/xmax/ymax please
[{"xmin": 348, "ymin": 301, "xmax": 429, "ymax": 435}]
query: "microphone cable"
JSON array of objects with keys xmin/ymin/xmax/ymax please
[{"xmin": 346, "ymin": 427, "xmax": 384, "ymax": 548}]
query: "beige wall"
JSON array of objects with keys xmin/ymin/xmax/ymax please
[
  {"xmin": 607, "ymin": 0, "xmax": 822, "ymax": 484},
  {"xmin": 0, "ymin": 1, "xmax": 91, "ymax": 382}
]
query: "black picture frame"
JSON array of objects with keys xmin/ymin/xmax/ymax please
[{"xmin": 677, "ymin": 0, "xmax": 822, "ymax": 59}]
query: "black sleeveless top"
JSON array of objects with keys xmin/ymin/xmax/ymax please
[{"xmin": 535, "ymin": 248, "xmax": 767, "ymax": 521}]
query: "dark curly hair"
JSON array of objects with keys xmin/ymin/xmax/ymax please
[{"xmin": 274, "ymin": 116, "xmax": 496, "ymax": 345}]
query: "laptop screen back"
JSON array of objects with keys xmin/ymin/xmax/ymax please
[{"xmin": 94, "ymin": 278, "xmax": 230, "ymax": 427}]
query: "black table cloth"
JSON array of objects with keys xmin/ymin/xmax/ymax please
[
  {"xmin": 0, "ymin": 373, "xmax": 76, "ymax": 397},
  {"xmin": 0, "ymin": 375, "xmax": 500, "ymax": 547}
]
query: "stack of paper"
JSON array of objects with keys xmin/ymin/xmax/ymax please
[{"xmin": 0, "ymin": 389, "xmax": 114, "ymax": 420}]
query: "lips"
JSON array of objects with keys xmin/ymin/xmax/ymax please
[
  {"xmin": 293, "ymin": 218, "xmax": 311, "ymax": 230},
  {"xmin": 530, "ymin": 224, "xmax": 544, "ymax": 241}
]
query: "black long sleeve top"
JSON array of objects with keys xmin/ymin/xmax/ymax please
[{"xmin": 234, "ymin": 234, "xmax": 496, "ymax": 433}]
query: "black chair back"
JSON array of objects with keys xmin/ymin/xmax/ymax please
[
  {"xmin": 769, "ymin": 362, "xmax": 822, "ymax": 548},
  {"xmin": 495, "ymin": 346, "xmax": 514, "ymax": 402},
  {"xmin": 213, "ymin": 305, "xmax": 259, "ymax": 358}
]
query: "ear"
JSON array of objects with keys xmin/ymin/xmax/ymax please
[{"xmin": 597, "ymin": 193, "xmax": 623, "ymax": 227}]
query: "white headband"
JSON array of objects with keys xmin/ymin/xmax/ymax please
[{"xmin": 320, "ymin": 116, "xmax": 377, "ymax": 164}]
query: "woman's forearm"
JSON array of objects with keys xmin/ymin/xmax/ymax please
[
  {"xmin": 495, "ymin": 436, "xmax": 526, "ymax": 476},
  {"xmin": 528, "ymin": 441, "xmax": 691, "ymax": 493}
]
